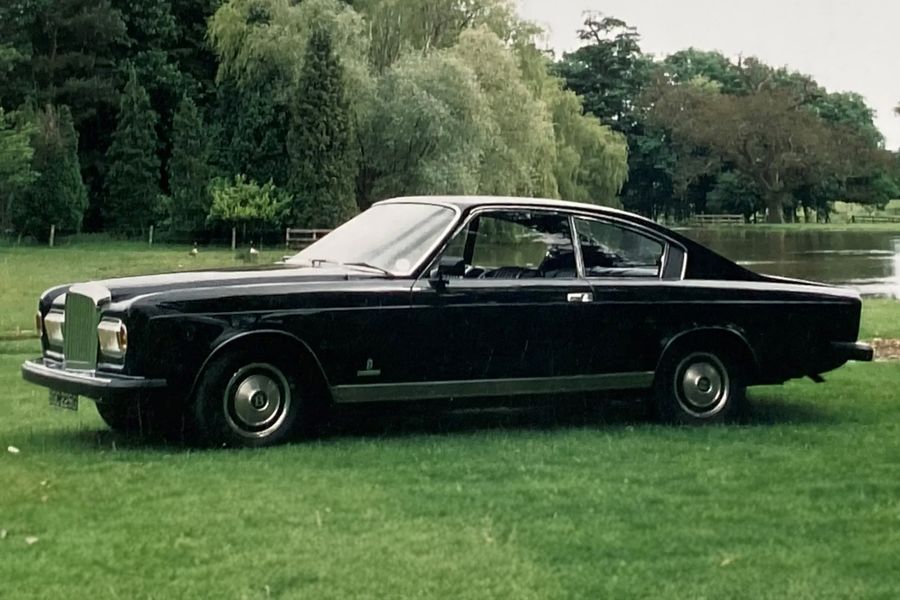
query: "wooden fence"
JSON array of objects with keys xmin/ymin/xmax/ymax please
[
  {"xmin": 285, "ymin": 228, "xmax": 332, "ymax": 250},
  {"xmin": 850, "ymin": 215, "xmax": 900, "ymax": 224},
  {"xmin": 688, "ymin": 214, "xmax": 745, "ymax": 227}
]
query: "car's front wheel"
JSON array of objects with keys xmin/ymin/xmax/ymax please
[
  {"xmin": 654, "ymin": 346, "xmax": 747, "ymax": 424},
  {"xmin": 191, "ymin": 350, "xmax": 305, "ymax": 447}
]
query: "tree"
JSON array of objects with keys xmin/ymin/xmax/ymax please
[
  {"xmin": 209, "ymin": 0, "xmax": 373, "ymax": 200},
  {"xmin": 170, "ymin": 0, "xmax": 223, "ymax": 104},
  {"xmin": 648, "ymin": 84, "xmax": 881, "ymax": 222},
  {"xmin": 287, "ymin": 26, "xmax": 358, "ymax": 228},
  {"xmin": 662, "ymin": 49, "xmax": 744, "ymax": 94},
  {"xmin": 450, "ymin": 28, "xmax": 557, "ymax": 197},
  {"xmin": 351, "ymin": 0, "xmax": 527, "ymax": 72},
  {"xmin": 554, "ymin": 14, "xmax": 650, "ymax": 131},
  {"xmin": 104, "ymin": 69, "xmax": 161, "ymax": 235},
  {"xmin": 0, "ymin": 108, "xmax": 37, "ymax": 228},
  {"xmin": 364, "ymin": 50, "xmax": 490, "ymax": 203},
  {"xmin": 516, "ymin": 41, "xmax": 628, "ymax": 204},
  {"xmin": 1, "ymin": 0, "xmax": 129, "ymax": 227},
  {"xmin": 212, "ymin": 72, "xmax": 291, "ymax": 189},
  {"xmin": 207, "ymin": 174, "xmax": 288, "ymax": 240},
  {"xmin": 167, "ymin": 95, "xmax": 213, "ymax": 235},
  {"xmin": 13, "ymin": 105, "xmax": 88, "ymax": 240}
]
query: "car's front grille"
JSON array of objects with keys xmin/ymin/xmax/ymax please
[{"xmin": 63, "ymin": 286, "xmax": 108, "ymax": 370}]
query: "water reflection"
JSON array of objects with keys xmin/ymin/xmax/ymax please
[{"xmin": 682, "ymin": 229, "xmax": 900, "ymax": 298}]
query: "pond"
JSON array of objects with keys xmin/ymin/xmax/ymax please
[{"xmin": 681, "ymin": 228, "xmax": 900, "ymax": 299}]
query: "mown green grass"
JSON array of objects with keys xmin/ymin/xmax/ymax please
[
  {"xmin": 1, "ymin": 347, "xmax": 899, "ymax": 599},
  {"xmin": 1, "ymin": 240, "xmax": 899, "ymax": 598},
  {"xmin": 860, "ymin": 299, "xmax": 900, "ymax": 339}
]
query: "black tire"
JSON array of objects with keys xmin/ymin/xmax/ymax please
[
  {"xmin": 654, "ymin": 344, "xmax": 747, "ymax": 424},
  {"xmin": 190, "ymin": 349, "xmax": 307, "ymax": 447}
]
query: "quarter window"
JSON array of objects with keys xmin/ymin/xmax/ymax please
[{"xmin": 575, "ymin": 219, "xmax": 665, "ymax": 278}]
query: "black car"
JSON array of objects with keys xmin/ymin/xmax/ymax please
[{"xmin": 22, "ymin": 196, "xmax": 874, "ymax": 446}]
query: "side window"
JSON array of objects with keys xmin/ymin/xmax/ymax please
[
  {"xmin": 441, "ymin": 211, "xmax": 576, "ymax": 279},
  {"xmin": 575, "ymin": 219, "xmax": 665, "ymax": 278}
]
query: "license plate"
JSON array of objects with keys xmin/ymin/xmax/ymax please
[{"xmin": 49, "ymin": 390, "xmax": 79, "ymax": 411}]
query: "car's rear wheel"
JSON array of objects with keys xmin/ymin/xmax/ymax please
[
  {"xmin": 191, "ymin": 350, "xmax": 305, "ymax": 447},
  {"xmin": 654, "ymin": 346, "xmax": 747, "ymax": 424}
]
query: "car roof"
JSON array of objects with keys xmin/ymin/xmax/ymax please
[{"xmin": 376, "ymin": 195, "xmax": 658, "ymax": 226}]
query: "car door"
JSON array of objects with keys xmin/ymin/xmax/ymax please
[
  {"xmin": 573, "ymin": 216, "xmax": 678, "ymax": 375},
  {"xmin": 410, "ymin": 209, "xmax": 595, "ymax": 386}
]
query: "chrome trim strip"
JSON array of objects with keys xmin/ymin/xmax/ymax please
[
  {"xmin": 22, "ymin": 359, "xmax": 166, "ymax": 389},
  {"xmin": 68, "ymin": 283, "xmax": 112, "ymax": 306},
  {"xmin": 569, "ymin": 215, "xmax": 586, "ymax": 278},
  {"xmin": 331, "ymin": 372, "xmax": 654, "ymax": 404}
]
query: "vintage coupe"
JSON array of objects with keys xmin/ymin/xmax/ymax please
[{"xmin": 23, "ymin": 196, "xmax": 873, "ymax": 446}]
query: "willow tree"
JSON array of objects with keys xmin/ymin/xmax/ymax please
[
  {"xmin": 352, "ymin": 0, "xmax": 527, "ymax": 72},
  {"xmin": 516, "ymin": 40, "xmax": 629, "ymax": 205},
  {"xmin": 450, "ymin": 28, "xmax": 558, "ymax": 198},
  {"xmin": 364, "ymin": 50, "xmax": 490, "ymax": 203}
]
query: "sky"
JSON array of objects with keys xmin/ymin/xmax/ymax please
[{"xmin": 517, "ymin": 0, "xmax": 900, "ymax": 150}]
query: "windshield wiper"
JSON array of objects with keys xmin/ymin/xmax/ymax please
[
  {"xmin": 343, "ymin": 262, "xmax": 394, "ymax": 277},
  {"xmin": 304, "ymin": 258, "xmax": 393, "ymax": 277}
]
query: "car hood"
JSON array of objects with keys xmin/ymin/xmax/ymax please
[{"xmin": 47, "ymin": 263, "xmax": 386, "ymax": 308}]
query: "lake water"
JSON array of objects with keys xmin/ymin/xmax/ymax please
[{"xmin": 681, "ymin": 229, "xmax": 900, "ymax": 299}]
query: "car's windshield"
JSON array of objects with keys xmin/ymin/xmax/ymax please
[{"xmin": 287, "ymin": 203, "xmax": 457, "ymax": 275}]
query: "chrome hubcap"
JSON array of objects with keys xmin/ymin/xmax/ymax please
[
  {"xmin": 675, "ymin": 353, "xmax": 730, "ymax": 418},
  {"xmin": 224, "ymin": 364, "xmax": 291, "ymax": 438}
]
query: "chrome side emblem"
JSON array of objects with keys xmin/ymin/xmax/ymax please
[{"xmin": 357, "ymin": 358, "xmax": 381, "ymax": 378}]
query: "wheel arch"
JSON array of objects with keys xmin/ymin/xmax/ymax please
[
  {"xmin": 657, "ymin": 326, "xmax": 759, "ymax": 384},
  {"xmin": 188, "ymin": 330, "xmax": 332, "ymax": 404}
]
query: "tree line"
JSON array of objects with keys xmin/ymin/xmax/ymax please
[{"xmin": 0, "ymin": 1, "xmax": 897, "ymax": 242}]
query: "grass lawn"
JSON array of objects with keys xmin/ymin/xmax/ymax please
[
  {"xmin": 860, "ymin": 299, "xmax": 900, "ymax": 339},
  {"xmin": 1, "ymin": 241, "xmax": 899, "ymax": 598}
]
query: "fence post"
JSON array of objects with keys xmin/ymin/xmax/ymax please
[
  {"xmin": 49, "ymin": 224, "xmax": 55, "ymax": 248},
  {"xmin": 148, "ymin": 225, "xmax": 154, "ymax": 246},
  {"xmin": 285, "ymin": 227, "xmax": 289, "ymax": 250},
  {"xmin": 231, "ymin": 226, "xmax": 236, "ymax": 251}
]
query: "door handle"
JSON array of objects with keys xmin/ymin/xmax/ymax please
[{"xmin": 567, "ymin": 292, "xmax": 593, "ymax": 303}]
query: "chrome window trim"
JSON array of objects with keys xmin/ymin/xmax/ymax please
[
  {"xmin": 571, "ymin": 214, "xmax": 687, "ymax": 282},
  {"xmin": 420, "ymin": 205, "xmax": 583, "ymax": 281},
  {"xmin": 569, "ymin": 215, "xmax": 586, "ymax": 279}
]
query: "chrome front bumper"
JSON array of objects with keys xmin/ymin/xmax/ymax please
[{"xmin": 21, "ymin": 359, "xmax": 166, "ymax": 401}]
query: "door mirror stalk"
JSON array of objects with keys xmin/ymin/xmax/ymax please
[{"xmin": 429, "ymin": 267, "xmax": 450, "ymax": 290}]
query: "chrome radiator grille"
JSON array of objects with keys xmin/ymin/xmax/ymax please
[{"xmin": 63, "ymin": 284, "xmax": 109, "ymax": 370}]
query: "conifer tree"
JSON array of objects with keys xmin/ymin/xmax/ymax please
[
  {"xmin": 287, "ymin": 26, "xmax": 357, "ymax": 228},
  {"xmin": 13, "ymin": 105, "xmax": 88, "ymax": 241},
  {"xmin": 104, "ymin": 68, "xmax": 161, "ymax": 235},
  {"xmin": 167, "ymin": 95, "xmax": 213, "ymax": 235}
]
